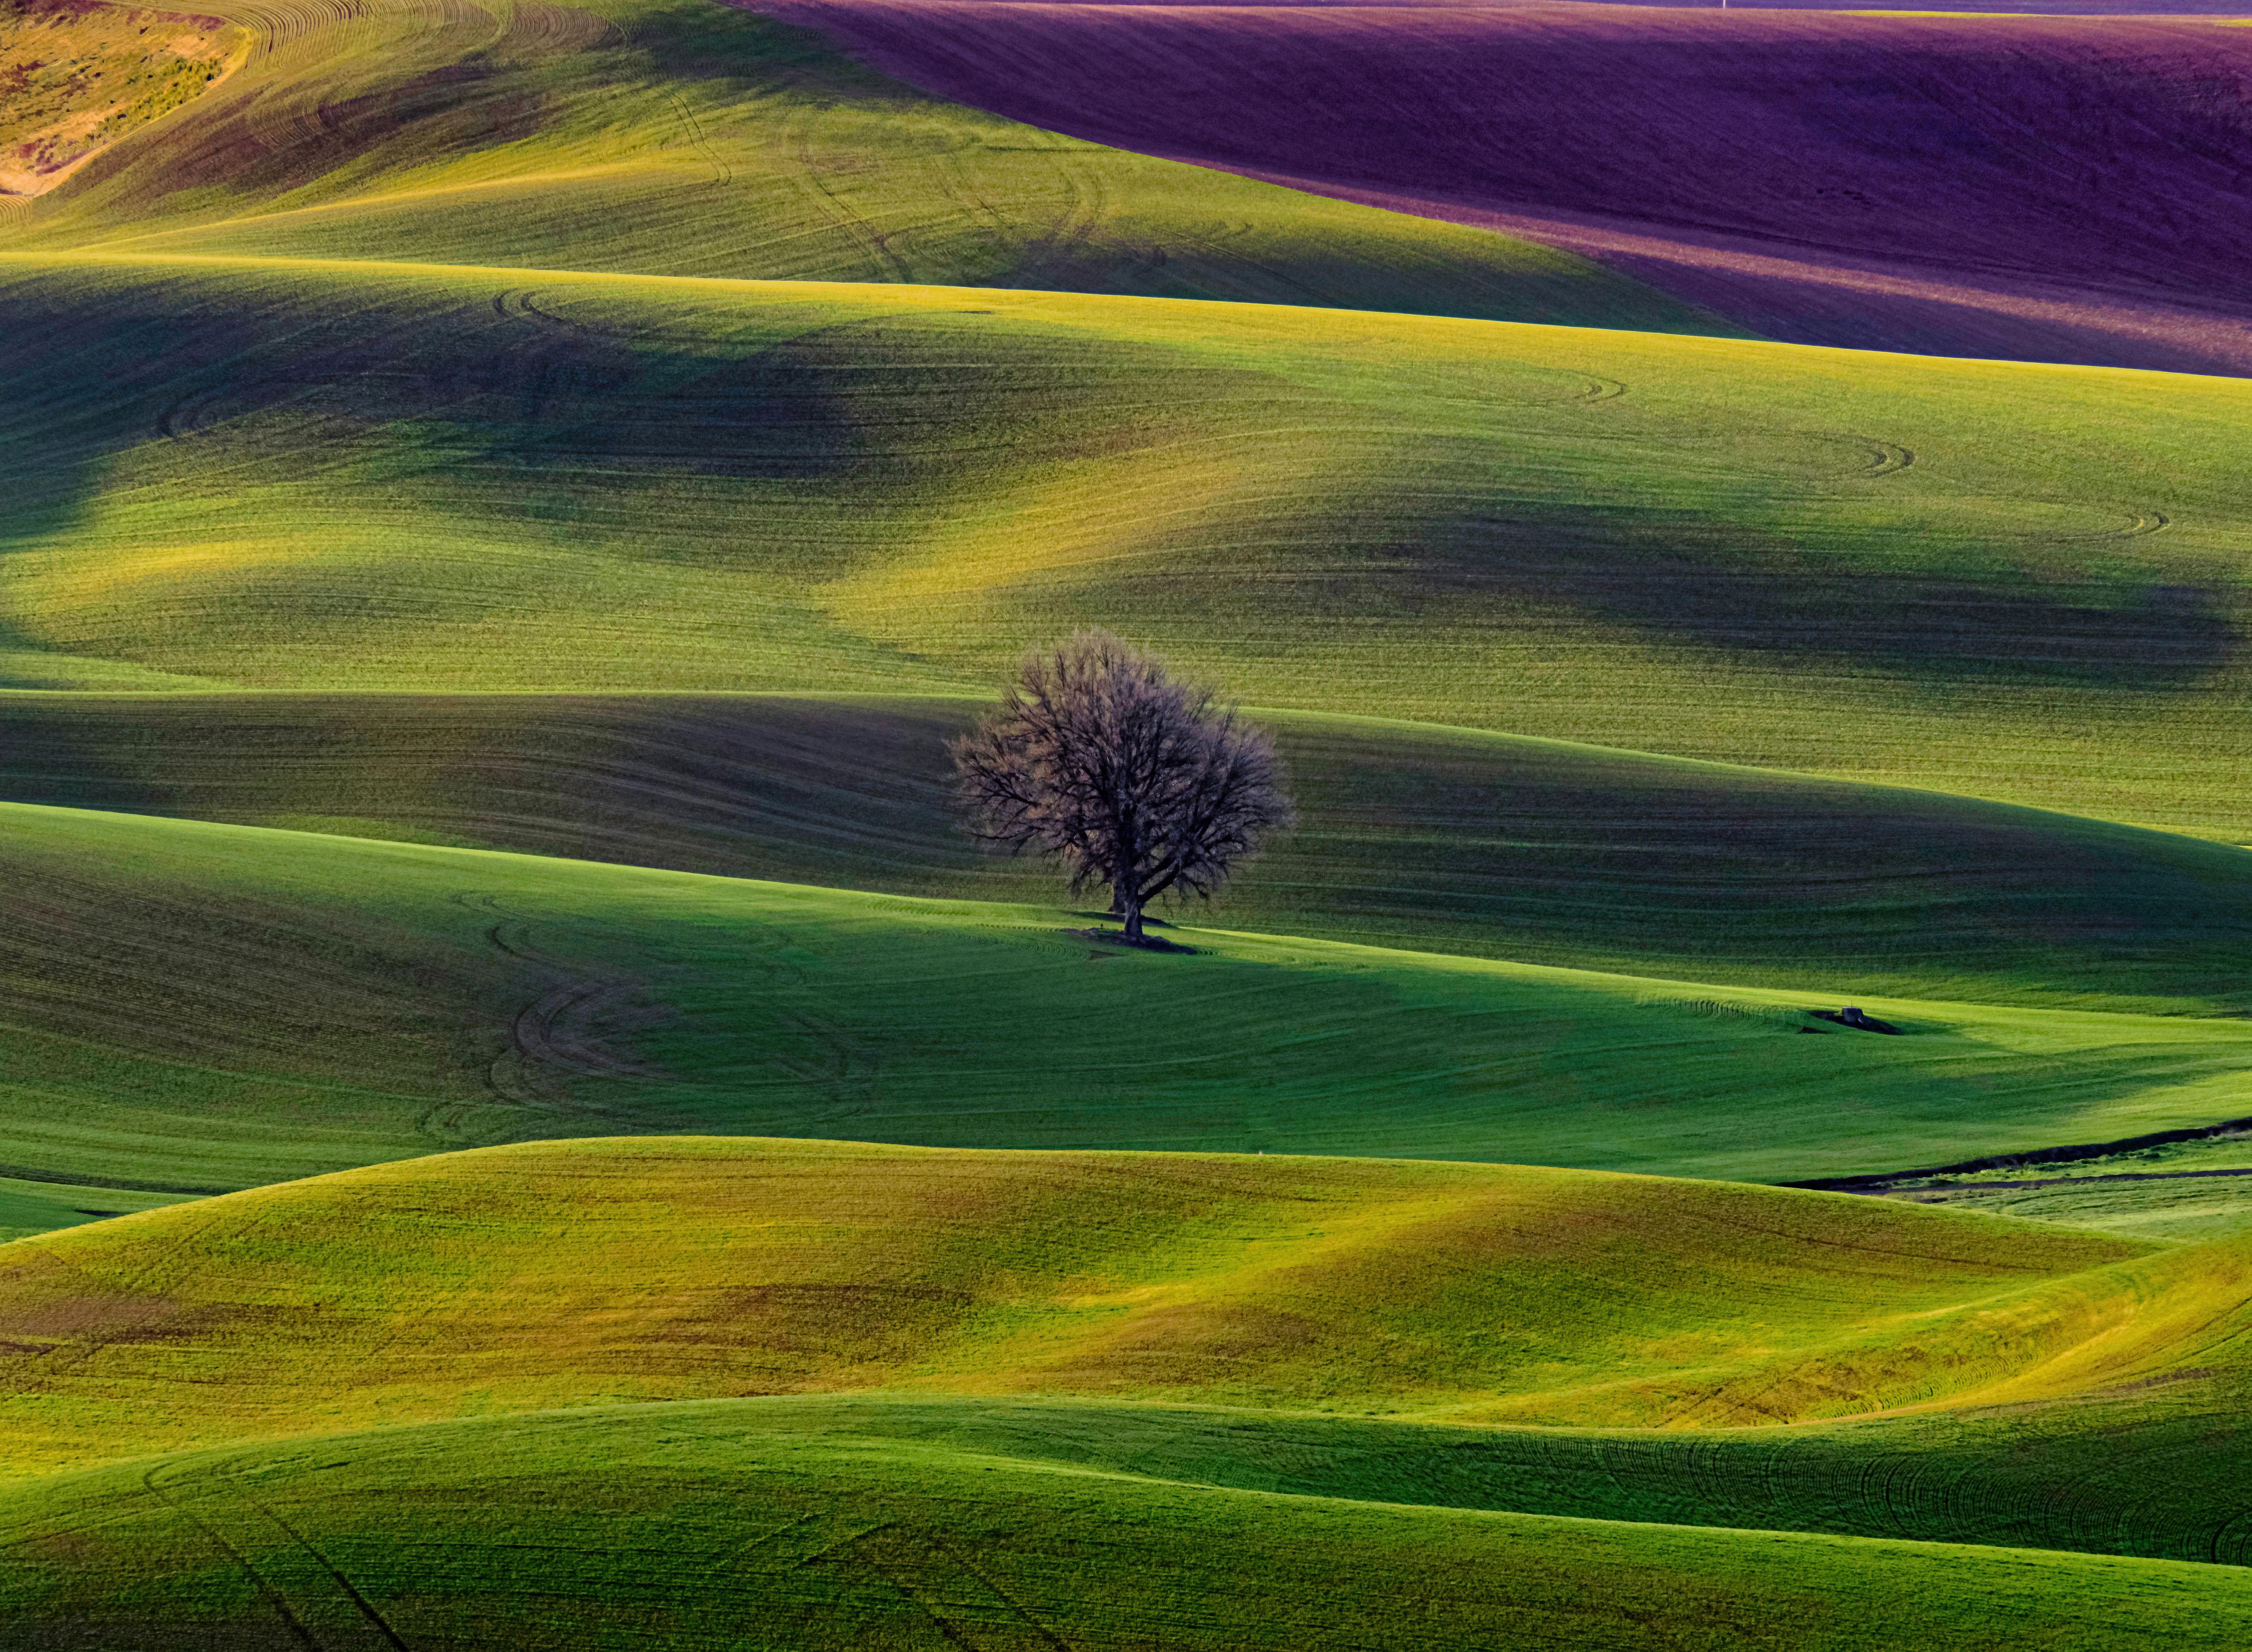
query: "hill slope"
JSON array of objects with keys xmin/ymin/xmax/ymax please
[
  {"xmin": 0, "ymin": 1135, "xmax": 2151, "ymax": 1475},
  {"xmin": 0, "ymin": 0, "xmax": 246, "ymax": 200},
  {"xmin": 8, "ymin": 692, "xmax": 2252, "ymax": 1007},
  {"xmin": 6, "ymin": 256, "xmax": 2252, "ymax": 834},
  {"xmin": 12, "ymin": 1134, "xmax": 2252, "ymax": 1599},
  {"xmin": 8, "ymin": 1397, "xmax": 2250, "ymax": 1651},
  {"xmin": 1, "ymin": 0, "xmax": 1710, "ymax": 330},
  {"xmin": 11, "ymin": 802, "xmax": 2252, "ymax": 1197},
  {"xmin": 779, "ymin": 0, "xmax": 2252, "ymax": 375}
]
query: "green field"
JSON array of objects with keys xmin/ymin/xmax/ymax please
[
  {"xmin": 12, "ymin": 802, "xmax": 2252, "ymax": 1201},
  {"xmin": 7, "ymin": 693, "xmax": 2252, "ymax": 1011},
  {"xmin": 3, "ymin": 255, "xmax": 2252, "ymax": 831},
  {"xmin": 1860, "ymin": 1125, "xmax": 2252, "ymax": 1241},
  {"xmin": 9, "ymin": 1398, "xmax": 2251, "ymax": 1651},
  {"xmin": 9, "ymin": 0, "xmax": 2252, "ymax": 1639},
  {"xmin": 0, "ymin": 1172, "xmax": 191, "ymax": 1244},
  {"xmin": 0, "ymin": 1135, "xmax": 2162, "ymax": 1473},
  {"xmin": 7, "ymin": 1140, "xmax": 2252, "ymax": 1645}
]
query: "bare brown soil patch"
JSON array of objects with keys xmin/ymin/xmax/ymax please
[{"xmin": 0, "ymin": 0, "xmax": 244, "ymax": 198}]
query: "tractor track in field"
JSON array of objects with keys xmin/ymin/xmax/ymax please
[
  {"xmin": 452, "ymin": 891, "xmax": 661, "ymax": 1116},
  {"xmin": 668, "ymin": 90, "xmax": 733, "ymax": 186},
  {"xmin": 784, "ymin": 99, "xmax": 915, "ymax": 284},
  {"xmin": 143, "ymin": 1456, "xmax": 412, "ymax": 1651},
  {"xmin": 141, "ymin": 1464, "xmax": 323, "ymax": 1652},
  {"xmin": 833, "ymin": 1523, "xmax": 1078, "ymax": 1651},
  {"xmin": 726, "ymin": 918, "xmax": 884, "ymax": 1117},
  {"xmin": 1852, "ymin": 436, "xmax": 1912, "ymax": 478}
]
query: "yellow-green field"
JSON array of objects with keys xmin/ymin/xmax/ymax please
[
  {"xmin": 0, "ymin": 1136, "xmax": 2149, "ymax": 1473},
  {"xmin": 6, "ymin": 1138, "xmax": 2252, "ymax": 1646},
  {"xmin": 3, "ymin": 254, "xmax": 2251, "ymax": 834}
]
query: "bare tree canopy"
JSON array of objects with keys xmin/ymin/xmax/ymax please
[{"xmin": 953, "ymin": 631, "xmax": 1296, "ymax": 944}]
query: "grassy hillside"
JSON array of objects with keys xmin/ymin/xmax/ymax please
[
  {"xmin": 1858, "ymin": 1127, "xmax": 2252, "ymax": 1242},
  {"xmin": 8, "ymin": 1398, "xmax": 2250, "ymax": 1650},
  {"xmin": 10, "ymin": 1133, "xmax": 2252, "ymax": 1617},
  {"xmin": 0, "ymin": 0, "xmax": 1706, "ymax": 331},
  {"xmin": 8, "ymin": 692, "xmax": 2252, "ymax": 1008},
  {"xmin": 4, "ymin": 255, "xmax": 2251, "ymax": 833},
  {"xmin": 609, "ymin": 1391, "xmax": 2252, "ymax": 1569},
  {"xmin": 0, "ymin": 1134, "xmax": 2152, "ymax": 1475},
  {"xmin": 0, "ymin": 1172, "xmax": 189, "ymax": 1242},
  {"xmin": 14, "ymin": 802, "xmax": 2252, "ymax": 1198}
]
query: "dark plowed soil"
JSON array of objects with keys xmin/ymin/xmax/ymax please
[{"xmin": 767, "ymin": 0, "xmax": 2252, "ymax": 372}]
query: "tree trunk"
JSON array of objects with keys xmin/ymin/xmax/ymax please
[{"xmin": 1120, "ymin": 891, "xmax": 1144, "ymax": 941}]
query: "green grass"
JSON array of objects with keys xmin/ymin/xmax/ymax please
[
  {"xmin": 8, "ymin": 0, "xmax": 1707, "ymax": 332},
  {"xmin": 11, "ymin": 1135, "xmax": 2252, "ymax": 1634},
  {"xmin": 1898, "ymin": 1174, "xmax": 2252, "ymax": 1244},
  {"xmin": 588, "ymin": 1391, "xmax": 2252, "ymax": 1569},
  {"xmin": 8, "ymin": 691, "xmax": 2252, "ymax": 1011},
  {"xmin": 0, "ymin": 1174, "xmax": 192, "ymax": 1243},
  {"xmin": 3, "ymin": 254, "xmax": 2252, "ymax": 833},
  {"xmin": 1870, "ymin": 1127, "xmax": 2252, "ymax": 1242},
  {"xmin": 8, "ymin": 1397, "xmax": 2251, "ymax": 1651},
  {"xmin": 12, "ymin": 800, "xmax": 2252, "ymax": 1200},
  {"xmin": 0, "ymin": 1132, "xmax": 2164, "ymax": 1474}
]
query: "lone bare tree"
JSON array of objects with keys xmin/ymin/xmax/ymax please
[{"xmin": 952, "ymin": 631, "xmax": 1295, "ymax": 944}]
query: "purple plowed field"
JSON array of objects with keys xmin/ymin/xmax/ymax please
[{"xmin": 767, "ymin": 0, "xmax": 2252, "ymax": 371}]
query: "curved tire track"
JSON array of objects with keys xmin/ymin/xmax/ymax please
[{"xmin": 453, "ymin": 891, "xmax": 662, "ymax": 1114}]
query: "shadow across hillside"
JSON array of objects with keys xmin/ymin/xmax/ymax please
[{"xmin": 5, "ymin": 693, "xmax": 2251, "ymax": 1012}]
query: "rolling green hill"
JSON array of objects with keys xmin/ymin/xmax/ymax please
[
  {"xmin": 11, "ymin": 693, "xmax": 2252, "ymax": 1011},
  {"xmin": 3, "ymin": 0, "xmax": 1704, "ymax": 330},
  {"xmin": 9, "ymin": 1135, "xmax": 2252, "ymax": 1645},
  {"xmin": 11, "ymin": 801, "xmax": 2252, "ymax": 1201},
  {"xmin": 2, "ymin": 254, "xmax": 2249, "ymax": 835},
  {"xmin": 0, "ymin": 1133, "xmax": 2166, "ymax": 1473},
  {"xmin": 8, "ymin": 1396, "xmax": 2250, "ymax": 1652}
]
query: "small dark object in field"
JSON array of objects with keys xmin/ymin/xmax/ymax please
[
  {"xmin": 1811, "ymin": 1006, "xmax": 1903, "ymax": 1035},
  {"xmin": 1796, "ymin": 1026, "xmax": 1827, "ymax": 1035},
  {"xmin": 1068, "ymin": 927, "xmax": 1197, "ymax": 954}
]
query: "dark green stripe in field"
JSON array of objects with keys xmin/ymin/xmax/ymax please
[
  {"xmin": 9, "ymin": 803, "xmax": 2252, "ymax": 1197},
  {"xmin": 0, "ymin": 1173, "xmax": 189, "ymax": 1243},
  {"xmin": 5, "ymin": 1398, "xmax": 2247, "ymax": 1651},
  {"xmin": 617, "ymin": 1393, "xmax": 2252, "ymax": 1571},
  {"xmin": 4, "ymin": 692, "xmax": 2250, "ymax": 1013}
]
